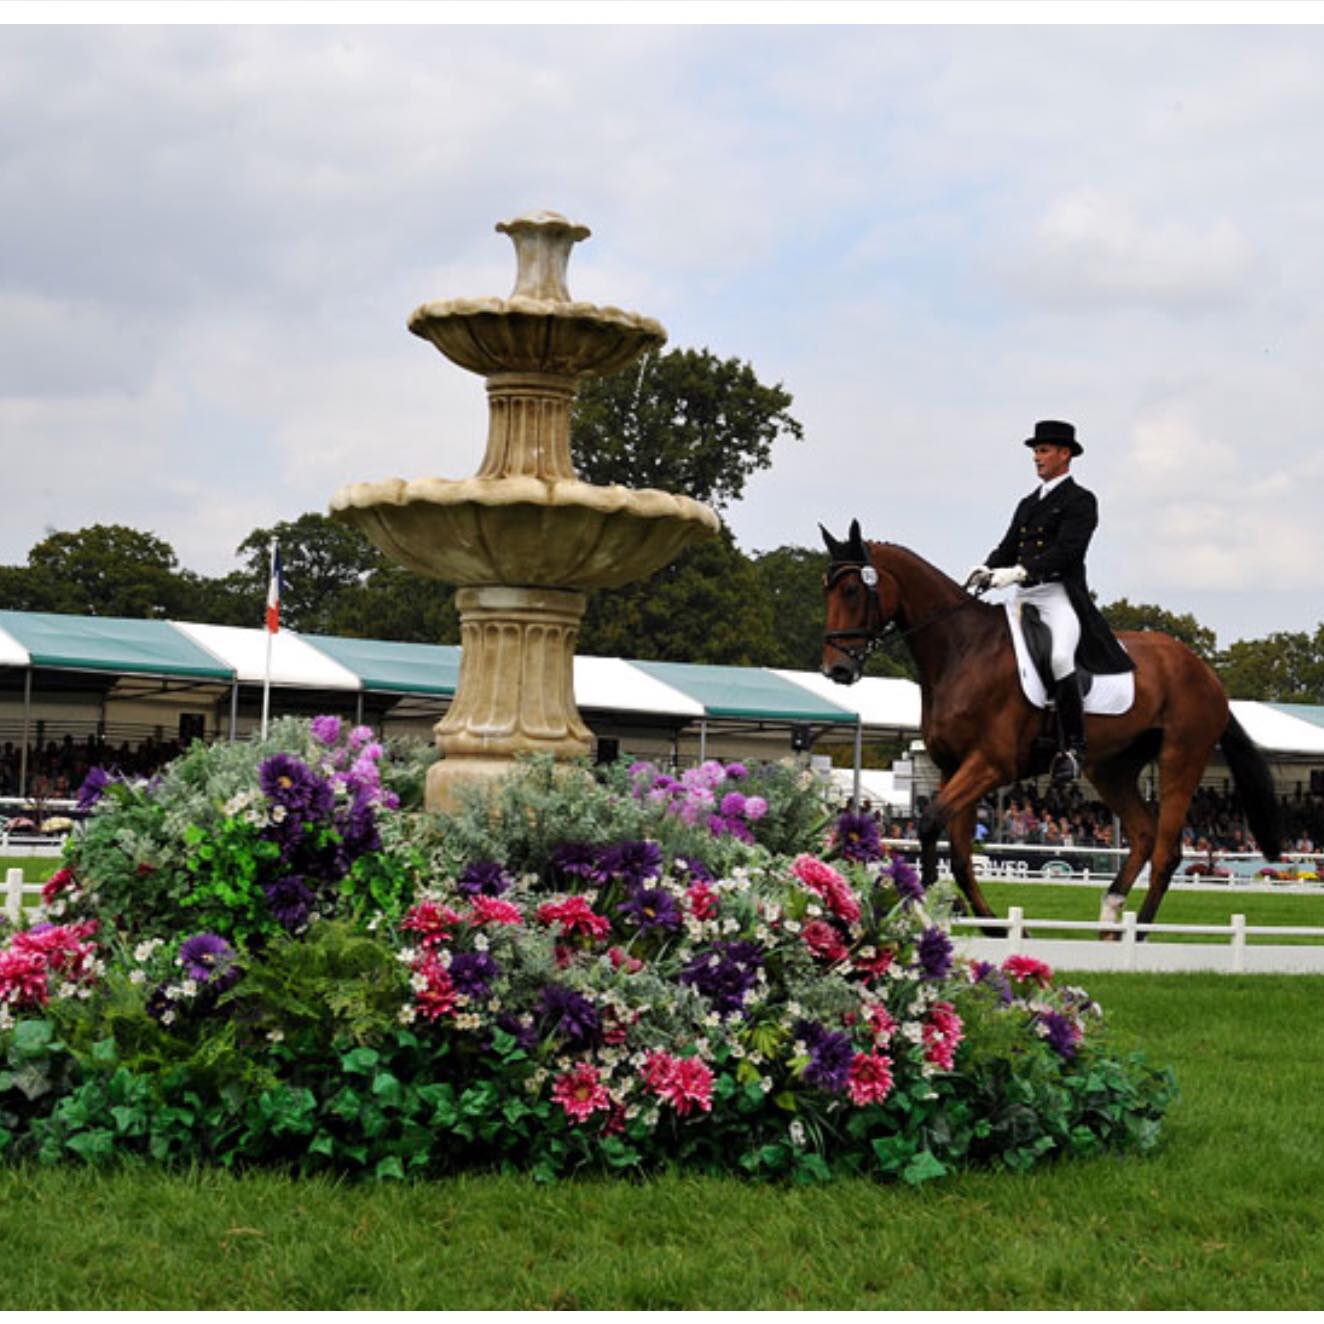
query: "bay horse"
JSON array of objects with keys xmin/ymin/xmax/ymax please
[{"xmin": 819, "ymin": 521, "xmax": 1281, "ymax": 935}]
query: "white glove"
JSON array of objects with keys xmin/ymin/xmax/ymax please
[
  {"xmin": 988, "ymin": 565, "xmax": 1029, "ymax": 589},
  {"xmin": 964, "ymin": 564, "xmax": 992, "ymax": 591}
]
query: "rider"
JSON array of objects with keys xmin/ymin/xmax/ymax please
[{"xmin": 966, "ymin": 419, "xmax": 1134, "ymax": 785}]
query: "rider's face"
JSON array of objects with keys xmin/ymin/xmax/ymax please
[{"xmin": 1032, "ymin": 443, "xmax": 1072, "ymax": 483}]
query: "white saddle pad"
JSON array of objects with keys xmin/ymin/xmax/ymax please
[{"xmin": 1003, "ymin": 603, "xmax": 1135, "ymax": 716}]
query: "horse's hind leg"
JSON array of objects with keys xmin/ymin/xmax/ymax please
[
  {"xmin": 917, "ymin": 752, "xmax": 1008, "ymax": 916},
  {"xmin": 1088, "ymin": 750, "xmax": 1159, "ymax": 940},
  {"xmin": 1135, "ymin": 739, "xmax": 1211, "ymax": 930}
]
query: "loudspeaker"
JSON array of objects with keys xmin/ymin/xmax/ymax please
[{"xmin": 596, "ymin": 737, "xmax": 620, "ymax": 765}]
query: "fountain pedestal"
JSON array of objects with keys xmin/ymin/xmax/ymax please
[{"xmin": 331, "ymin": 211, "xmax": 719, "ymax": 809}]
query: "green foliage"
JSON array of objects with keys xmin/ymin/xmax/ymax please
[
  {"xmin": 570, "ymin": 347, "xmax": 803, "ymax": 512},
  {"xmin": 1102, "ymin": 597, "xmax": 1219, "ymax": 662},
  {"xmin": 1216, "ymin": 626, "xmax": 1324, "ymax": 702}
]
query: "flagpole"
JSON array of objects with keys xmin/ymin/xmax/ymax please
[{"xmin": 261, "ymin": 538, "xmax": 275, "ymax": 740}]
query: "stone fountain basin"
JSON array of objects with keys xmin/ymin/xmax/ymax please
[
  {"xmin": 330, "ymin": 476, "xmax": 720, "ymax": 589},
  {"xmin": 408, "ymin": 297, "xmax": 666, "ymax": 378}
]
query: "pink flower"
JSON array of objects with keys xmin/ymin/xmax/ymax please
[
  {"xmin": 791, "ymin": 854, "xmax": 861, "ymax": 923},
  {"xmin": 413, "ymin": 956, "xmax": 459, "ymax": 1022},
  {"xmin": 12, "ymin": 920, "xmax": 98, "ymax": 978},
  {"xmin": 802, "ymin": 919, "xmax": 850, "ymax": 964},
  {"xmin": 686, "ymin": 881, "xmax": 719, "ymax": 921},
  {"xmin": 608, "ymin": 946, "xmax": 644, "ymax": 974},
  {"xmin": 865, "ymin": 1002, "xmax": 898, "ymax": 1044},
  {"xmin": 854, "ymin": 948, "xmax": 895, "ymax": 982},
  {"xmin": 641, "ymin": 1051, "xmax": 713, "ymax": 1116},
  {"xmin": 401, "ymin": 900, "xmax": 463, "ymax": 949},
  {"xmin": 466, "ymin": 895, "xmax": 524, "ymax": 927},
  {"xmin": 847, "ymin": 1051, "xmax": 895, "ymax": 1105},
  {"xmin": 1002, "ymin": 955, "xmax": 1054, "ymax": 989},
  {"xmin": 551, "ymin": 1062, "xmax": 611, "ymax": 1123},
  {"xmin": 537, "ymin": 896, "xmax": 611, "ymax": 940},
  {"xmin": 744, "ymin": 795, "xmax": 768, "ymax": 820},
  {"xmin": 922, "ymin": 1001, "xmax": 965, "ymax": 1070},
  {"xmin": 41, "ymin": 867, "xmax": 76, "ymax": 903},
  {"xmin": 0, "ymin": 948, "xmax": 50, "ymax": 1008}
]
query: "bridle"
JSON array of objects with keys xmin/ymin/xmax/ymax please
[{"xmin": 823, "ymin": 559, "xmax": 984, "ymax": 674}]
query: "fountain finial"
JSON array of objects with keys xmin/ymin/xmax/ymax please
[{"xmin": 496, "ymin": 210, "xmax": 591, "ymax": 302}]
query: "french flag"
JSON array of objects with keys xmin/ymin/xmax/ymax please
[{"xmin": 265, "ymin": 543, "xmax": 283, "ymax": 633}]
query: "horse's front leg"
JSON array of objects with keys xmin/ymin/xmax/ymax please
[{"xmin": 917, "ymin": 752, "xmax": 1009, "ymax": 916}]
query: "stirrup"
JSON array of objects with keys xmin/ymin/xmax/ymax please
[{"xmin": 1050, "ymin": 748, "xmax": 1083, "ymax": 785}]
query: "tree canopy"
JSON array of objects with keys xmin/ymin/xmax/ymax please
[{"xmin": 570, "ymin": 347, "xmax": 803, "ymax": 510}]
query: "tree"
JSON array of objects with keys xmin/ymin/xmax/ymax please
[
  {"xmin": 1217, "ymin": 629, "xmax": 1324, "ymax": 702},
  {"xmin": 320, "ymin": 564, "xmax": 460, "ymax": 644},
  {"xmin": 751, "ymin": 544, "xmax": 828, "ymax": 670},
  {"xmin": 235, "ymin": 513, "xmax": 387, "ymax": 635},
  {"xmin": 1101, "ymin": 597, "xmax": 1218, "ymax": 661},
  {"xmin": 22, "ymin": 524, "xmax": 194, "ymax": 618},
  {"xmin": 579, "ymin": 531, "xmax": 778, "ymax": 666},
  {"xmin": 570, "ymin": 347, "xmax": 803, "ymax": 510}
]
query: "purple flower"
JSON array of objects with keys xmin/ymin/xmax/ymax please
[
  {"xmin": 834, "ymin": 810, "xmax": 883, "ymax": 863},
  {"xmin": 457, "ymin": 860, "xmax": 514, "ymax": 898},
  {"xmin": 536, "ymin": 983, "xmax": 601, "ymax": 1048},
  {"xmin": 263, "ymin": 875, "xmax": 317, "ymax": 931},
  {"xmin": 595, "ymin": 840, "xmax": 663, "ymax": 888},
  {"xmin": 336, "ymin": 792, "xmax": 381, "ymax": 860},
  {"xmin": 674, "ymin": 856, "xmax": 713, "ymax": 884},
  {"xmin": 887, "ymin": 855, "xmax": 925, "ymax": 905},
  {"xmin": 794, "ymin": 1019, "xmax": 853, "ymax": 1093},
  {"xmin": 678, "ymin": 940, "xmax": 765, "ymax": 1017},
  {"xmin": 551, "ymin": 842, "xmax": 601, "ymax": 882},
  {"xmin": 494, "ymin": 1012, "xmax": 538, "ymax": 1055},
  {"xmin": 259, "ymin": 754, "xmax": 334, "ymax": 818},
  {"xmin": 75, "ymin": 766, "xmax": 112, "ymax": 813},
  {"xmin": 917, "ymin": 925, "xmax": 954, "ymax": 980},
  {"xmin": 449, "ymin": 951, "xmax": 501, "ymax": 1000},
  {"xmin": 177, "ymin": 932, "xmax": 236, "ymax": 982},
  {"xmin": 720, "ymin": 791, "xmax": 747, "ymax": 818},
  {"xmin": 1038, "ymin": 1009, "xmax": 1081, "ymax": 1060},
  {"xmin": 310, "ymin": 714, "xmax": 343, "ymax": 747},
  {"xmin": 724, "ymin": 762, "xmax": 748, "ymax": 780},
  {"xmin": 743, "ymin": 795, "xmax": 768, "ymax": 821},
  {"xmin": 616, "ymin": 885, "xmax": 682, "ymax": 933},
  {"xmin": 970, "ymin": 960, "xmax": 1013, "ymax": 1005},
  {"xmin": 347, "ymin": 725, "xmax": 374, "ymax": 750}
]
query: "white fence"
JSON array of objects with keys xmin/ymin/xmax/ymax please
[
  {"xmin": 954, "ymin": 906, "xmax": 1324, "ymax": 974},
  {"xmin": 3, "ymin": 866, "xmax": 45, "ymax": 925}
]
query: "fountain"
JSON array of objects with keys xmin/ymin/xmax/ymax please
[{"xmin": 330, "ymin": 211, "xmax": 720, "ymax": 810}]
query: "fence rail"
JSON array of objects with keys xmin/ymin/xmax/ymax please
[
  {"xmin": 953, "ymin": 906, "xmax": 1324, "ymax": 974},
  {"xmin": 3, "ymin": 867, "xmax": 46, "ymax": 924}
]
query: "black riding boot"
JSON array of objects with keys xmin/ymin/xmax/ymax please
[{"xmin": 1051, "ymin": 672, "xmax": 1085, "ymax": 785}]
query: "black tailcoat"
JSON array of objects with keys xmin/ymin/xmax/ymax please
[{"xmin": 985, "ymin": 476, "xmax": 1134, "ymax": 676}]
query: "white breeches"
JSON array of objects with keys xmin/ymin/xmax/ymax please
[{"xmin": 1014, "ymin": 582, "xmax": 1080, "ymax": 681}]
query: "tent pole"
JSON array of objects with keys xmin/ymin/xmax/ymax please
[
  {"xmin": 852, "ymin": 717, "xmax": 863, "ymax": 810},
  {"xmin": 698, "ymin": 719, "xmax": 707, "ymax": 763},
  {"xmin": 229, "ymin": 682, "xmax": 238, "ymax": 742},
  {"xmin": 19, "ymin": 668, "xmax": 32, "ymax": 799},
  {"xmin": 356, "ymin": 692, "xmax": 364, "ymax": 726}
]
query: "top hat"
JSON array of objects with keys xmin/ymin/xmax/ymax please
[{"xmin": 1023, "ymin": 419, "xmax": 1082, "ymax": 456}]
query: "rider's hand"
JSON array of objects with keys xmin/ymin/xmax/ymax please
[
  {"xmin": 988, "ymin": 565, "xmax": 1028, "ymax": 589},
  {"xmin": 964, "ymin": 564, "xmax": 993, "ymax": 591}
]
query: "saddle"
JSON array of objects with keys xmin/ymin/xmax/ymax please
[{"xmin": 1004, "ymin": 602, "xmax": 1135, "ymax": 717}]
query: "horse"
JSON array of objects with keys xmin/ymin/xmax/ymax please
[{"xmin": 819, "ymin": 520, "xmax": 1282, "ymax": 935}]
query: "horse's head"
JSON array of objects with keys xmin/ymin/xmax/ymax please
[{"xmin": 819, "ymin": 519, "xmax": 895, "ymax": 684}]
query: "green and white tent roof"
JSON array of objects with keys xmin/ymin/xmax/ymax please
[{"xmin": 3, "ymin": 610, "xmax": 1324, "ymax": 754}]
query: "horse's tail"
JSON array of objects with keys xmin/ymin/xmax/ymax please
[{"xmin": 1220, "ymin": 711, "xmax": 1282, "ymax": 861}]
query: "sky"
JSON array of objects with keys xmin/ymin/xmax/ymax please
[{"xmin": 4, "ymin": 9, "xmax": 1324, "ymax": 646}]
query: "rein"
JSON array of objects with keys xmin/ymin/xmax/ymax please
[{"xmin": 823, "ymin": 562, "xmax": 985, "ymax": 670}]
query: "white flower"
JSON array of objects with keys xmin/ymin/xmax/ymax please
[
  {"xmin": 397, "ymin": 1005, "xmax": 417, "ymax": 1025},
  {"xmin": 133, "ymin": 939, "xmax": 162, "ymax": 962},
  {"xmin": 410, "ymin": 972, "xmax": 429, "ymax": 992},
  {"xmin": 473, "ymin": 933, "xmax": 489, "ymax": 952},
  {"xmin": 269, "ymin": 804, "xmax": 288, "ymax": 825},
  {"xmin": 180, "ymin": 978, "xmax": 199, "ymax": 998},
  {"xmin": 789, "ymin": 1120, "xmax": 807, "ymax": 1148},
  {"xmin": 396, "ymin": 947, "xmax": 419, "ymax": 965},
  {"xmin": 759, "ymin": 1077, "xmax": 773, "ymax": 1093},
  {"xmin": 161, "ymin": 1009, "xmax": 176, "ymax": 1026},
  {"xmin": 267, "ymin": 1029, "xmax": 285, "ymax": 1044},
  {"xmin": 129, "ymin": 969, "xmax": 146, "ymax": 985}
]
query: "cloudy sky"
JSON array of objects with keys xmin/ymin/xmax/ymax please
[{"xmin": 3, "ymin": 13, "xmax": 1324, "ymax": 645}]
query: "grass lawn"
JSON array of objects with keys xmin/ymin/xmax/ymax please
[
  {"xmin": 981, "ymin": 879, "xmax": 1324, "ymax": 944},
  {"xmin": 1, "ymin": 973, "xmax": 1320, "ymax": 1309},
  {"xmin": 0, "ymin": 854, "xmax": 62, "ymax": 884}
]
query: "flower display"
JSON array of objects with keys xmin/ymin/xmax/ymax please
[{"xmin": 0, "ymin": 719, "xmax": 1174, "ymax": 1185}]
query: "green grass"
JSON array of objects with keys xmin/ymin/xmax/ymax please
[
  {"xmin": 0, "ymin": 854, "xmax": 60, "ymax": 884},
  {"xmin": 1, "ymin": 974, "xmax": 1320, "ymax": 1309},
  {"xmin": 981, "ymin": 880, "xmax": 1324, "ymax": 943}
]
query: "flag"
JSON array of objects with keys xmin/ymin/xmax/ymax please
[{"xmin": 265, "ymin": 543, "xmax": 283, "ymax": 633}]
